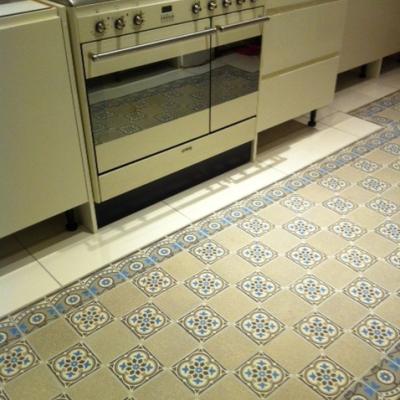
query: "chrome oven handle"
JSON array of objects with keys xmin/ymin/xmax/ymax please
[
  {"xmin": 216, "ymin": 15, "xmax": 270, "ymax": 31},
  {"xmin": 91, "ymin": 27, "xmax": 217, "ymax": 61}
]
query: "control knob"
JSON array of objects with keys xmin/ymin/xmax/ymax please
[
  {"xmin": 95, "ymin": 20, "xmax": 106, "ymax": 33},
  {"xmin": 114, "ymin": 17, "xmax": 125, "ymax": 30},
  {"xmin": 237, "ymin": 0, "xmax": 245, "ymax": 4},
  {"xmin": 192, "ymin": 2, "xmax": 202, "ymax": 14},
  {"xmin": 208, "ymin": 0, "xmax": 217, "ymax": 10},
  {"xmin": 133, "ymin": 13, "xmax": 144, "ymax": 25},
  {"xmin": 222, "ymin": 0, "xmax": 232, "ymax": 7}
]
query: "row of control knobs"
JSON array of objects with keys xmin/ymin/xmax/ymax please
[
  {"xmin": 193, "ymin": 0, "xmax": 255, "ymax": 13},
  {"xmin": 95, "ymin": 14, "xmax": 143, "ymax": 33}
]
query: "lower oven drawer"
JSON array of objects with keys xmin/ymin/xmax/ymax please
[{"xmin": 98, "ymin": 117, "xmax": 256, "ymax": 201}]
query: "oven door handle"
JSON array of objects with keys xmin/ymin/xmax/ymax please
[
  {"xmin": 215, "ymin": 15, "xmax": 270, "ymax": 31},
  {"xmin": 91, "ymin": 27, "xmax": 217, "ymax": 61}
]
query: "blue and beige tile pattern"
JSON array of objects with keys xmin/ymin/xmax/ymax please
[{"xmin": 1, "ymin": 92, "xmax": 400, "ymax": 399}]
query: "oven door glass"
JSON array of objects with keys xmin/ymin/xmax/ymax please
[
  {"xmin": 211, "ymin": 8, "xmax": 265, "ymax": 132},
  {"xmin": 83, "ymin": 21, "xmax": 211, "ymax": 173}
]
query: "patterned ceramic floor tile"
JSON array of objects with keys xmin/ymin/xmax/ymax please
[
  {"xmin": 336, "ymin": 246, "xmax": 377, "ymax": 272},
  {"xmin": 0, "ymin": 319, "xmax": 21, "ymax": 349},
  {"xmin": 329, "ymin": 219, "xmax": 367, "ymax": 241},
  {"xmin": 294, "ymin": 312, "xmax": 343, "ymax": 349},
  {"xmin": 386, "ymin": 249, "xmax": 400, "ymax": 269},
  {"xmin": 236, "ymin": 215, "xmax": 274, "ymax": 237},
  {"xmin": 0, "ymin": 341, "xmax": 39, "ymax": 383},
  {"xmin": 48, "ymin": 282, "xmax": 95, "ymax": 315},
  {"xmin": 112, "ymin": 249, "xmax": 156, "ymax": 279},
  {"xmin": 123, "ymin": 303, "xmax": 170, "ymax": 339},
  {"xmin": 375, "ymin": 221, "xmax": 400, "ymax": 243},
  {"xmin": 343, "ymin": 278, "xmax": 389, "ymax": 309},
  {"xmin": 323, "ymin": 196, "xmax": 358, "ymax": 215},
  {"xmin": 236, "ymin": 309, "xmax": 284, "ymax": 345},
  {"xmin": 283, "ymin": 217, "xmax": 320, "ymax": 239},
  {"xmin": 172, "ymin": 349, "xmax": 226, "ymax": 394},
  {"xmin": 0, "ymin": 390, "xmax": 10, "ymax": 400},
  {"xmin": 286, "ymin": 244, "xmax": 326, "ymax": 269},
  {"xmin": 361, "ymin": 358, "xmax": 400, "ymax": 399},
  {"xmin": 358, "ymin": 177, "xmax": 390, "ymax": 193},
  {"xmin": 236, "ymin": 272, "xmax": 281, "ymax": 302},
  {"xmin": 353, "ymin": 315, "xmax": 399, "ymax": 352},
  {"xmin": 83, "ymin": 266, "xmax": 127, "ymax": 296},
  {"xmin": 280, "ymin": 194, "xmax": 314, "ymax": 213},
  {"xmin": 341, "ymin": 381, "xmax": 380, "ymax": 400},
  {"xmin": 366, "ymin": 197, "xmax": 399, "ymax": 217},
  {"xmin": 234, "ymin": 353, "xmax": 289, "ymax": 397},
  {"xmin": 178, "ymin": 305, "xmax": 227, "ymax": 342},
  {"xmin": 237, "ymin": 242, "xmax": 278, "ymax": 267},
  {"xmin": 2, "ymin": 90, "xmax": 400, "ymax": 400},
  {"xmin": 65, "ymin": 301, "xmax": 113, "ymax": 337},
  {"xmin": 109, "ymin": 345, "xmax": 162, "ymax": 390},
  {"xmin": 318, "ymin": 175, "xmax": 351, "ymax": 192},
  {"xmin": 133, "ymin": 267, "xmax": 176, "ymax": 297},
  {"xmin": 299, "ymin": 356, "xmax": 353, "ymax": 399},
  {"xmin": 352, "ymin": 158, "xmax": 382, "ymax": 173},
  {"xmin": 382, "ymin": 142, "xmax": 400, "ymax": 156},
  {"xmin": 48, "ymin": 343, "xmax": 99, "ymax": 387},
  {"xmin": 290, "ymin": 275, "xmax": 335, "ymax": 305},
  {"xmin": 51, "ymin": 394, "xmax": 72, "ymax": 400},
  {"xmin": 184, "ymin": 270, "xmax": 228, "ymax": 300},
  {"xmin": 188, "ymin": 240, "xmax": 229, "ymax": 265}
]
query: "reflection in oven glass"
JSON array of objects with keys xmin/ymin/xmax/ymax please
[
  {"xmin": 211, "ymin": 37, "xmax": 261, "ymax": 106},
  {"xmin": 86, "ymin": 51, "xmax": 210, "ymax": 146}
]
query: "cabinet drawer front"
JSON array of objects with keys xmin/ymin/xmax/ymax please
[
  {"xmin": 99, "ymin": 118, "xmax": 256, "ymax": 201},
  {"xmin": 257, "ymin": 56, "xmax": 339, "ymax": 132},
  {"xmin": 261, "ymin": 0, "xmax": 345, "ymax": 76}
]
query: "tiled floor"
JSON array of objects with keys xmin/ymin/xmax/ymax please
[
  {"xmin": 3, "ymin": 66, "xmax": 399, "ymax": 317},
  {"xmin": 1, "ymin": 86, "xmax": 400, "ymax": 400}
]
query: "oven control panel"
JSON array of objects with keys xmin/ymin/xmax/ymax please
[{"xmin": 74, "ymin": 0, "xmax": 264, "ymax": 43}]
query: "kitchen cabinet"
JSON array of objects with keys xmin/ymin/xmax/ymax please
[
  {"xmin": 0, "ymin": 3, "xmax": 90, "ymax": 238},
  {"xmin": 257, "ymin": 0, "xmax": 346, "ymax": 132},
  {"xmin": 339, "ymin": 0, "xmax": 400, "ymax": 73}
]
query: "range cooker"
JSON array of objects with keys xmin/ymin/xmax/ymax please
[{"xmin": 57, "ymin": 0, "xmax": 268, "ymax": 225}]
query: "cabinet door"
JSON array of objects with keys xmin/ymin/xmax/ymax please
[
  {"xmin": 339, "ymin": 0, "xmax": 400, "ymax": 72},
  {"xmin": 0, "ymin": 11, "xmax": 88, "ymax": 237}
]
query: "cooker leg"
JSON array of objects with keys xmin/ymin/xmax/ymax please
[
  {"xmin": 65, "ymin": 209, "xmax": 78, "ymax": 231},
  {"xmin": 359, "ymin": 64, "xmax": 367, "ymax": 78},
  {"xmin": 308, "ymin": 110, "xmax": 317, "ymax": 127}
]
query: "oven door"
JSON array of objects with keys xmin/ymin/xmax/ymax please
[
  {"xmin": 211, "ymin": 8, "xmax": 267, "ymax": 132},
  {"xmin": 82, "ymin": 20, "xmax": 212, "ymax": 173}
]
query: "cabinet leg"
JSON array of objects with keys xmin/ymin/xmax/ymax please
[
  {"xmin": 65, "ymin": 209, "xmax": 78, "ymax": 231},
  {"xmin": 359, "ymin": 64, "xmax": 367, "ymax": 78},
  {"xmin": 308, "ymin": 110, "xmax": 317, "ymax": 127}
]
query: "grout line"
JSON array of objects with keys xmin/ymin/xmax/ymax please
[{"xmin": 13, "ymin": 235, "xmax": 63, "ymax": 288}]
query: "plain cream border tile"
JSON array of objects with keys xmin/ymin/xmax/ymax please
[
  {"xmin": 164, "ymin": 161, "xmax": 285, "ymax": 221},
  {"xmin": 350, "ymin": 80, "xmax": 398, "ymax": 99},
  {"xmin": 0, "ymin": 257, "xmax": 60, "ymax": 316},
  {"xmin": 331, "ymin": 88, "xmax": 376, "ymax": 112},
  {"xmin": 321, "ymin": 112, "xmax": 382, "ymax": 138},
  {"xmin": 256, "ymin": 125, "xmax": 360, "ymax": 175},
  {"xmin": 23, "ymin": 202, "xmax": 191, "ymax": 285}
]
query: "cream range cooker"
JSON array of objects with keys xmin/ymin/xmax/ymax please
[{"xmin": 57, "ymin": 0, "xmax": 268, "ymax": 225}]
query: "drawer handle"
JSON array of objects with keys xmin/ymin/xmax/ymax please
[
  {"xmin": 91, "ymin": 28, "xmax": 217, "ymax": 61},
  {"xmin": 181, "ymin": 146, "xmax": 193, "ymax": 153}
]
